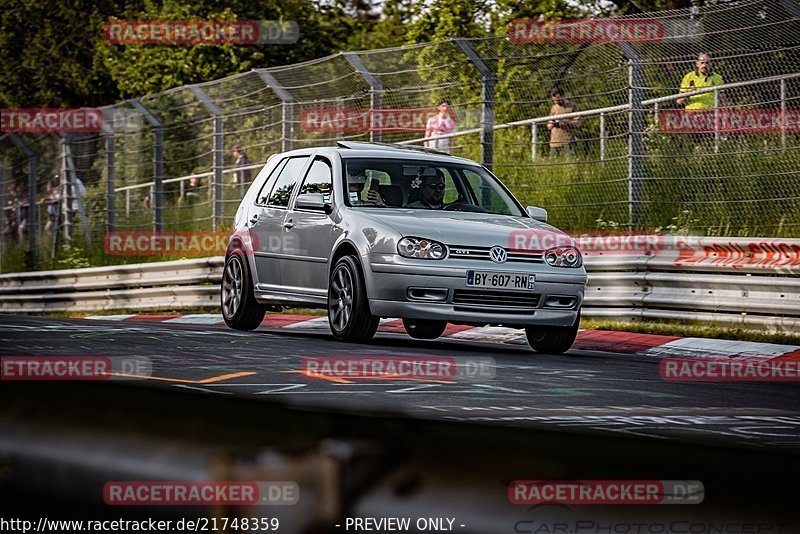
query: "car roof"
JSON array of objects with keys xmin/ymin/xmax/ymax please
[{"xmin": 274, "ymin": 142, "xmax": 481, "ymax": 167}]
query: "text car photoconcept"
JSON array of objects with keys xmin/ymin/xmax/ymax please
[{"xmin": 221, "ymin": 142, "xmax": 587, "ymax": 353}]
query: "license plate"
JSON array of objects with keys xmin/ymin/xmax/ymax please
[{"xmin": 466, "ymin": 271, "xmax": 535, "ymax": 290}]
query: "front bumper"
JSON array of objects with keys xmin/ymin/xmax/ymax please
[{"xmin": 365, "ymin": 254, "xmax": 586, "ymax": 328}]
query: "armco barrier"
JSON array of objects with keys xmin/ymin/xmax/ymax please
[
  {"xmin": 0, "ymin": 256, "xmax": 223, "ymax": 313},
  {"xmin": 0, "ymin": 237, "xmax": 798, "ymax": 331}
]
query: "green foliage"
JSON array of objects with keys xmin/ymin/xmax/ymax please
[
  {"xmin": 98, "ymin": 0, "xmax": 354, "ymax": 98},
  {"xmin": 0, "ymin": 0, "xmax": 120, "ymax": 107}
]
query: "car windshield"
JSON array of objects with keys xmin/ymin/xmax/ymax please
[{"xmin": 343, "ymin": 158, "xmax": 525, "ymax": 216}]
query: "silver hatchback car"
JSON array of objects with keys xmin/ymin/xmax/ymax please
[{"xmin": 222, "ymin": 142, "xmax": 586, "ymax": 353}]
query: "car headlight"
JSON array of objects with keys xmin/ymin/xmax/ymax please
[
  {"xmin": 544, "ymin": 247, "xmax": 582, "ymax": 268},
  {"xmin": 397, "ymin": 237, "xmax": 447, "ymax": 260}
]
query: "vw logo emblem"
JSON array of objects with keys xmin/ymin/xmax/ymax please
[{"xmin": 490, "ymin": 246, "xmax": 507, "ymax": 263}]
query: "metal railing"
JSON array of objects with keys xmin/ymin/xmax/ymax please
[
  {"xmin": 3, "ymin": 0, "xmax": 800, "ymax": 274},
  {"xmin": 2, "ymin": 236, "xmax": 798, "ymax": 331},
  {"xmin": 109, "ymin": 71, "xmax": 800, "ymax": 218}
]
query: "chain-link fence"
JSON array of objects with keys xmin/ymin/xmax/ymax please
[{"xmin": 2, "ymin": 0, "xmax": 800, "ymax": 271}]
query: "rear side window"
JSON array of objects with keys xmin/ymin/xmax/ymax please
[
  {"xmin": 255, "ymin": 158, "xmax": 288, "ymax": 205},
  {"xmin": 264, "ymin": 156, "xmax": 309, "ymax": 207},
  {"xmin": 298, "ymin": 158, "xmax": 333, "ymax": 202}
]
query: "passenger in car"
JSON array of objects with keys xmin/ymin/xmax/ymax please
[{"xmin": 347, "ymin": 169, "xmax": 385, "ymax": 206}]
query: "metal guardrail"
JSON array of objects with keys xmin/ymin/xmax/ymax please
[
  {"xmin": 0, "ymin": 236, "xmax": 798, "ymax": 331},
  {"xmin": 0, "ymin": 257, "xmax": 223, "ymax": 313}
]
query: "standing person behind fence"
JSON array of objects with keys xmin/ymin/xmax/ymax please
[
  {"xmin": 424, "ymin": 99, "xmax": 457, "ymax": 154},
  {"xmin": 43, "ymin": 177, "xmax": 60, "ymax": 233},
  {"xmin": 676, "ymin": 53, "xmax": 723, "ymax": 147},
  {"xmin": 676, "ymin": 52, "xmax": 723, "ymax": 111},
  {"xmin": 15, "ymin": 183, "xmax": 29, "ymax": 244},
  {"xmin": 3, "ymin": 183, "xmax": 19, "ymax": 245},
  {"xmin": 547, "ymin": 87, "xmax": 580, "ymax": 156},
  {"xmin": 231, "ymin": 145, "xmax": 252, "ymax": 190}
]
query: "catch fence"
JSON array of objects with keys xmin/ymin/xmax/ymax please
[{"xmin": 2, "ymin": 0, "xmax": 800, "ymax": 271}]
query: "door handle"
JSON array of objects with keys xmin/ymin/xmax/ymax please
[
  {"xmin": 283, "ymin": 220, "xmax": 294, "ymax": 230},
  {"xmin": 249, "ymin": 214, "xmax": 259, "ymax": 224}
]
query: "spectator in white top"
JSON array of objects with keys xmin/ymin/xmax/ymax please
[{"xmin": 425, "ymin": 99, "xmax": 457, "ymax": 154}]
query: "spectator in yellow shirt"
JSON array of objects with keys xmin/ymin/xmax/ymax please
[{"xmin": 677, "ymin": 52, "xmax": 723, "ymax": 110}]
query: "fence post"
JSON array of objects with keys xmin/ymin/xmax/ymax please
[
  {"xmin": 0, "ymin": 155, "xmax": 5, "ymax": 271},
  {"xmin": 713, "ymin": 89, "xmax": 720, "ymax": 154},
  {"xmin": 531, "ymin": 123, "xmax": 538, "ymax": 161},
  {"xmin": 344, "ymin": 52, "xmax": 383, "ymax": 143},
  {"xmin": 453, "ymin": 38, "xmax": 495, "ymax": 170},
  {"xmin": 189, "ymin": 85, "xmax": 224, "ymax": 231},
  {"xmin": 9, "ymin": 133, "xmax": 38, "ymax": 268},
  {"xmin": 780, "ymin": 78, "xmax": 787, "ymax": 150},
  {"xmin": 618, "ymin": 44, "xmax": 645, "ymax": 230},
  {"xmin": 58, "ymin": 137, "xmax": 73, "ymax": 244},
  {"xmin": 100, "ymin": 118, "xmax": 116, "ymax": 233},
  {"xmin": 256, "ymin": 70, "xmax": 294, "ymax": 153},
  {"xmin": 600, "ymin": 113, "xmax": 606, "ymax": 161},
  {"xmin": 130, "ymin": 99, "xmax": 163, "ymax": 232}
]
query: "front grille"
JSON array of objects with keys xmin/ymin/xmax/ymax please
[
  {"xmin": 452, "ymin": 289, "xmax": 540, "ymax": 310},
  {"xmin": 447, "ymin": 245, "xmax": 543, "ymax": 263}
]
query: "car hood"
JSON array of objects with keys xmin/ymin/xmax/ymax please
[{"xmin": 353, "ymin": 209, "xmax": 571, "ymax": 249}]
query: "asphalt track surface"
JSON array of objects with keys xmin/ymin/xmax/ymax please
[{"xmin": 1, "ymin": 314, "xmax": 799, "ymax": 452}]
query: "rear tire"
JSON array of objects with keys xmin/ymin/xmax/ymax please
[
  {"xmin": 221, "ymin": 251, "xmax": 266, "ymax": 331},
  {"xmin": 328, "ymin": 256, "xmax": 379, "ymax": 342},
  {"xmin": 403, "ymin": 319, "xmax": 447, "ymax": 340},
  {"xmin": 525, "ymin": 311, "xmax": 580, "ymax": 354}
]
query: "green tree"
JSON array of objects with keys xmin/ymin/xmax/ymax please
[
  {"xmin": 98, "ymin": 0, "xmax": 354, "ymax": 97},
  {"xmin": 0, "ymin": 0, "xmax": 125, "ymax": 107}
]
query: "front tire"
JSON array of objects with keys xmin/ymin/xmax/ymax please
[
  {"xmin": 403, "ymin": 319, "xmax": 447, "ymax": 340},
  {"xmin": 525, "ymin": 311, "xmax": 580, "ymax": 354},
  {"xmin": 221, "ymin": 251, "xmax": 267, "ymax": 331},
  {"xmin": 328, "ymin": 256, "xmax": 379, "ymax": 342}
]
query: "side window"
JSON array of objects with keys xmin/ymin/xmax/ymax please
[
  {"xmin": 298, "ymin": 158, "xmax": 333, "ymax": 202},
  {"xmin": 463, "ymin": 169, "xmax": 513, "ymax": 215},
  {"xmin": 440, "ymin": 168, "xmax": 460, "ymax": 203},
  {"xmin": 266, "ymin": 156, "xmax": 309, "ymax": 208},
  {"xmin": 255, "ymin": 158, "xmax": 288, "ymax": 205}
]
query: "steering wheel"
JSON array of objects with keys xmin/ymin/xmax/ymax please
[{"xmin": 443, "ymin": 201, "xmax": 488, "ymax": 213}]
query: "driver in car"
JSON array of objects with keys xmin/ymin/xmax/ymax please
[{"xmin": 407, "ymin": 170, "xmax": 447, "ymax": 209}]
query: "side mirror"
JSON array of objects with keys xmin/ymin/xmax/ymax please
[
  {"xmin": 526, "ymin": 206, "xmax": 548, "ymax": 222},
  {"xmin": 296, "ymin": 193, "xmax": 332, "ymax": 214}
]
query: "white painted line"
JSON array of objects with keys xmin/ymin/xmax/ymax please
[
  {"xmin": 282, "ymin": 316, "xmax": 331, "ymax": 330},
  {"xmin": 448, "ymin": 326, "xmax": 526, "ymax": 343},
  {"xmin": 642, "ymin": 337, "xmax": 800, "ymax": 359},
  {"xmin": 164, "ymin": 314, "xmax": 224, "ymax": 325},
  {"xmin": 85, "ymin": 314, "xmax": 136, "ymax": 321},
  {"xmin": 173, "ymin": 384, "xmax": 233, "ymax": 395},
  {"xmin": 255, "ymin": 384, "xmax": 308, "ymax": 394}
]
